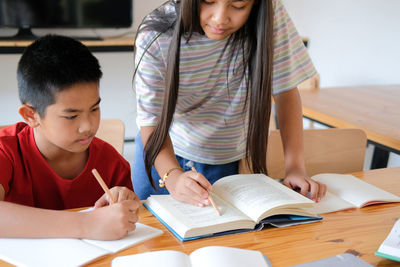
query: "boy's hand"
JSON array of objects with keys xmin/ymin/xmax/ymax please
[
  {"xmin": 165, "ymin": 169, "xmax": 212, "ymax": 207},
  {"xmin": 94, "ymin": 187, "xmax": 139, "ymax": 208},
  {"xmin": 282, "ymin": 172, "xmax": 327, "ymax": 202},
  {"xmin": 82, "ymin": 200, "xmax": 139, "ymax": 240}
]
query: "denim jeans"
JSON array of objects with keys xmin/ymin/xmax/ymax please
[{"xmin": 132, "ymin": 131, "xmax": 239, "ymax": 200}]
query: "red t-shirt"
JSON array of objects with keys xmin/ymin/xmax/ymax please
[{"xmin": 0, "ymin": 122, "xmax": 133, "ymax": 209}]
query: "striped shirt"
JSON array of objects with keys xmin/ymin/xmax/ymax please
[{"xmin": 134, "ymin": 0, "xmax": 316, "ymax": 164}]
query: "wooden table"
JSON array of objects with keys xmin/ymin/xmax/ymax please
[
  {"xmin": 0, "ymin": 36, "xmax": 135, "ymax": 53},
  {"xmin": 300, "ymin": 85, "xmax": 400, "ymax": 168},
  {"xmin": 1, "ymin": 168, "xmax": 399, "ymax": 267}
]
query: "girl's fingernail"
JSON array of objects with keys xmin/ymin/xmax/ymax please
[{"xmin": 197, "ymin": 203, "xmax": 204, "ymax": 207}]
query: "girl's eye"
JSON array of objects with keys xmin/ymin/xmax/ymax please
[
  {"xmin": 202, "ymin": 0, "xmax": 214, "ymax": 4},
  {"xmin": 92, "ymin": 107, "xmax": 100, "ymax": 112},
  {"xmin": 232, "ymin": 5, "xmax": 245, "ymax": 10},
  {"xmin": 64, "ymin": 115, "xmax": 77, "ymax": 120}
]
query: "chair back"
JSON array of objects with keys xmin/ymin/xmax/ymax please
[
  {"xmin": 95, "ymin": 119, "xmax": 125, "ymax": 155},
  {"xmin": 239, "ymin": 128, "xmax": 367, "ymax": 179}
]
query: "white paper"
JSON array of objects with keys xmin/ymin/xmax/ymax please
[{"xmin": 0, "ymin": 223, "xmax": 162, "ymax": 267}]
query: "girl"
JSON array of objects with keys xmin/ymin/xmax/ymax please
[{"xmin": 132, "ymin": 0, "xmax": 326, "ymax": 206}]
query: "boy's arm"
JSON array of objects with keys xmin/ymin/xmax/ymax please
[
  {"xmin": 0, "ymin": 192, "xmax": 139, "ymax": 240},
  {"xmin": 273, "ymin": 88, "xmax": 326, "ymax": 202}
]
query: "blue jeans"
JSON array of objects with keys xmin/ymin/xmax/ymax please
[{"xmin": 132, "ymin": 131, "xmax": 239, "ymax": 200}]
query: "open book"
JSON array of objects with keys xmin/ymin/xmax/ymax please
[
  {"xmin": 0, "ymin": 223, "xmax": 163, "ymax": 267},
  {"xmin": 111, "ymin": 246, "xmax": 271, "ymax": 267},
  {"xmin": 144, "ymin": 174, "xmax": 321, "ymax": 241},
  {"xmin": 375, "ymin": 219, "xmax": 400, "ymax": 262},
  {"xmin": 311, "ymin": 173, "xmax": 400, "ymax": 214}
]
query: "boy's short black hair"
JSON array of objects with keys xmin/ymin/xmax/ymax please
[{"xmin": 17, "ymin": 34, "xmax": 103, "ymax": 117}]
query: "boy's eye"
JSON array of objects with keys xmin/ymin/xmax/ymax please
[
  {"xmin": 64, "ymin": 115, "xmax": 77, "ymax": 120},
  {"xmin": 92, "ymin": 107, "xmax": 100, "ymax": 112}
]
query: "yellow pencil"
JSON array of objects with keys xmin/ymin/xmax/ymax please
[
  {"xmin": 92, "ymin": 168, "xmax": 116, "ymax": 204},
  {"xmin": 191, "ymin": 167, "xmax": 221, "ymax": 216}
]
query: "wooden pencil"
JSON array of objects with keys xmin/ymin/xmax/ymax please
[
  {"xmin": 191, "ymin": 167, "xmax": 221, "ymax": 216},
  {"xmin": 92, "ymin": 168, "xmax": 116, "ymax": 204}
]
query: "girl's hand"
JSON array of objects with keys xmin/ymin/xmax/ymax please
[
  {"xmin": 82, "ymin": 199, "xmax": 139, "ymax": 240},
  {"xmin": 94, "ymin": 187, "xmax": 139, "ymax": 208},
  {"xmin": 165, "ymin": 169, "xmax": 213, "ymax": 207},
  {"xmin": 282, "ymin": 171, "xmax": 327, "ymax": 202}
]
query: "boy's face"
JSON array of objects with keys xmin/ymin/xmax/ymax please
[
  {"xmin": 199, "ymin": 0, "xmax": 254, "ymax": 41},
  {"xmin": 34, "ymin": 82, "xmax": 101, "ymax": 154}
]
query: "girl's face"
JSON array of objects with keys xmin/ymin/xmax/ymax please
[{"xmin": 199, "ymin": 0, "xmax": 255, "ymax": 41}]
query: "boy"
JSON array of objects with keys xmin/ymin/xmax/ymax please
[{"xmin": 0, "ymin": 35, "xmax": 139, "ymax": 240}]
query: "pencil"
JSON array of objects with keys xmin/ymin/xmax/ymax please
[
  {"xmin": 191, "ymin": 167, "xmax": 221, "ymax": 216},
  {"xmin": 92, "ymin": 168, "xmax": 116, "ymax": 204}
]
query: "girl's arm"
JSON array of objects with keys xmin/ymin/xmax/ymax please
[
  {"xmin": 273, "ymin": 88, "xmax": 326, "ymax": 202},
  {"xmin": 140, "ymin": 126, "xmax": 212, "ymax": 207},
  {"xmin": 0, "ymin": 184, "xmax": 139, "ymax": 240}
]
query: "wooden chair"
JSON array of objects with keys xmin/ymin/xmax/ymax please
[
  {"xmin": 95, "ymin": 119, "xmax": 125, "ymax": 155},
  {"xmin": 239, "ymin": 128, "xmax": 367, "ymax": 179}
]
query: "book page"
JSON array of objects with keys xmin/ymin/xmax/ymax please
[
  {"xmin": 213, "ymin": 174, "xmax": 315, "ymax": 222},
  {"xmin": 145, "ymin": 194, "xmax": 255, "ymax": 239},
  {"xmin": 312, "ymin": 174, "xmax": 400, "ymax": 208},
  {"xmin": 377, "ymin": 219, "xmax": 400, "ymax": 259},
  {"xmin": 190, "ymin": 246, "xmax": 270, "ymax": 267},
  {"xmin": 0, "ymin": 238, "xmax": 110, "ymax": 267},
  {"xmin": 112, "ymin": 250, "xmax": 191, "ymax": 267},
  {"xmin": 311, "ymin": 191, "xmax": 356, "ymax": 214},
  {"xmin": 83, "ymin": 223, "xmax": 163, "ymax": 253}
]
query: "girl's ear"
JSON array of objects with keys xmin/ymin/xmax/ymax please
[{"xmin": 18, "ymin": 104, "xmax": 40, "ymax": 128}]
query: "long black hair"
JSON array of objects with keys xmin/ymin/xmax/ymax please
[{"xmin": 134, "ymin": 0, "xmax": 274, "ymax": 187}]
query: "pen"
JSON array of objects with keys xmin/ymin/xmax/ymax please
[
  {"xmin": 191, "ymin": 167, "xmax": 221, "ymax": 216},
  {"xmin": 92, "ymin": 168, "xmax": 116, "ymax": 204}
]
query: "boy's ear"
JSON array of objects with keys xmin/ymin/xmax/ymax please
[{"xmin": 18, "ymin": 104, "xmax": 40, "ymax": 128}]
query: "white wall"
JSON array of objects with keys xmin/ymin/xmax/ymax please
[{"xmin": 282, "ymin": 0, "xmax": 400, "ymax": 87}]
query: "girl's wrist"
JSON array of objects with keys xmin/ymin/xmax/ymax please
[
  {"xmin": 285, "ymin": 167, "xmax": 307, "ymax": 179},
  {"xmin": 159, "ymin": 167, "xmax": 183, "ymax": 188}
]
